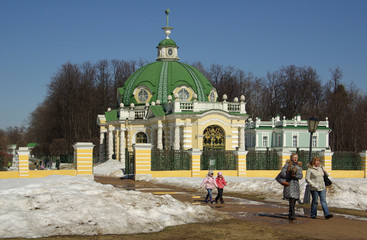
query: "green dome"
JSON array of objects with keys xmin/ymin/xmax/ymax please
[
  {"xmin": 118, "ymin": 61, "xmax": 215, "ymax": 105},
  {"xmin": 158, "ymin": 38, "xmax": 177, "ymax": 47}
]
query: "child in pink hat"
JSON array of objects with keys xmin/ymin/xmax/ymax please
[{"xmin": 215, "ymin": 171, "xmax": 227, "ymax": 204}]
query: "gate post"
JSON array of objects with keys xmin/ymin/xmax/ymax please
[
  {"xmin": 277, "ymin": 149, "xmax": 291, "ymax": 169},
  {"xmin": 133, "ymin": 143, "xmax": 152, "ymax": 180},
  {"xmin": 17, "ymin": 147, "xmax": 30, "ymax": 178},
  {"xmin": 235, "ymin": 150, "xmax": 248, "ymax": 177},
  {"xmin": 359, "ymin": 150, "xmax": 367, "ymax": 178},
  {"xmin": 189, "ymin": 148, "xmax": 202, "ymax": 177},
  {"xmin": 320, "ymin": 149, "xmax": 333, "ymax": 176},
  {"xmin": 73, "ymin": 142, "xmax": 94, "ymax": 176}
]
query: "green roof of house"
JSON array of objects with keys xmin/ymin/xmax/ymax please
[
  {"xmin": 150, "ymin": 105, "xmax": 165, "ymax": 116},
  {"xmin": 27, "ymin": 143, "xmax": 38, "ymax": 148},
  {"xmin": 158, "ymin": 38, "xmax": 177, "ymax": 47},
  {"xmin": 118, "ymin": 61, "xmax": 214, "ymax": 106},
  {"xmin": 105, "ymin": 110, "xmax": 119, "ymax": 121}
]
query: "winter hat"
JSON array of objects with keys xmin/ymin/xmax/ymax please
[
  {"xmin": 208, "ymin": 170, "xmax": 214, "ymax": 175},
  {"xmin": 217, "ymin": 171, "xmax": 223, "ymax": 176}
]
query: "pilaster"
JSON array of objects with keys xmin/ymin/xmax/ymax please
[
  {"xmin": 16, "ymin": 147, "xmax": 30, "ymax": 178},
  {"xmin": 359, "ymin": 150, "xmax": 367, "ymax": 178},
  {"xmin": 319, "ymin": 149, "xmax": 334, "ymax": 176},
  {"xmin": 235, "ymin": 150, "xmax": 248, "ymax": 177},
  {"xmin": 73, "ymin": 142, "xmax": 94, "ymax": 176},
  {"xmin": 189, "ymin": 149, "xmax": 202, "ymax": 177},
  {"xmin": 133, "ymin": 143, "xmax": 152, "ymax": 180},
  {"xmin": 277, "ymin": 149, "xmax": 291, "ymax": 169}
]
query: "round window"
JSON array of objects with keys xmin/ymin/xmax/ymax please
[
  {"xmin": 178, "ymin": 88, "xmax": 190, "ymax": 101},
  {"xmin": 138, "ymin": 89, "xmax": 149, "ymax": 102}
]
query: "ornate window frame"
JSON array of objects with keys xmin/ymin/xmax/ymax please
[
  {"xmin": 133, "ymin": 86, "xmax": 153, "ymax": 104},
  {"xmin": 172, "ymin": 85, "xmax": 195, "ymax": 101},
  {"xmin": 208, "ymin": 89, "xmax": 218, "ymax": 102}
]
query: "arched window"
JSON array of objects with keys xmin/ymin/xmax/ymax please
[
  {"xmin": 136, "ymin": 132, "xmax": 148, "ymax": 143},
  {"xmin": 178, "ymin": 88, "xmax": 190, "ymax": 101},
  {"xmin": 138, "ymin": 89, "xmax": 149, "ymax": 102},
  {"xmin": 203, "ymin": 125, "xmax": 225, "ymax": 149}
]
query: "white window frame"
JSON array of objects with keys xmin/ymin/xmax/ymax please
[
  {"xmin": 312, "ymin": 133, "xmax": 318, "ymax": 148},
  {"xmin": 292, "ymin": 132, "xmax": 299, "ymax": 147},
  {"xmin": 262, "ymin": 133, "xmax": 269, "ymax": 148}
]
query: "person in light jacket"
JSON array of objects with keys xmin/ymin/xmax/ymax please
[
  {"xmin": 276, "ymin": 153, "xmax": 303, "ymax": 221},
  {"xmin": 200, "ymin": 170, "xmax": 218, "ymax": 204},
  {"xmin": 306, "ymin": 156, "xmax": 333, "ymax": 219}
]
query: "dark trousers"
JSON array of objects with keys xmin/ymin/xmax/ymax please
[
  {"xmin": 289, "ymin": 198, "xmax": 297, "ymax": 219},
  {"xmin": 215, "ymin": 188, "xmax": 224, "ymax": 203}
]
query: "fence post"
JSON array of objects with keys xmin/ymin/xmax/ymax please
[
  {"xmin": 359, "ymin": 150, "xmax": 367, "ymax": 178},
  {"xmin": 189, "ymin": 148, "xmax": 202, "ymax": 177},
  {"xmin": 235, "ymin": 150, "xmax": 248, "ymax": 177},
  {"xmin": 16, "ymin": 147, "xmax": 30, "ymax": 178},
  {"xmin": 277, "ymin": 149, "xmax": 291, "ymax": 169},
  {"xmin": 133, "ymin": 143, "xmax": 152, "ymax": 180},
  {"xmin": 320, "ymin": 149, "xmax": 333, "ymax": 176},
  {"xmin": 73, "ymin": 142, "xmax": 94, "ymax": 176}
]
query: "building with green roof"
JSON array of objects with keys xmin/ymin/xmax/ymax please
[{"xmin": 97, "ymin": 10, "xmax": 248, "ymax": 165}]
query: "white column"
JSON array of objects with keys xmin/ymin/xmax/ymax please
[
  {"xmin": 239, "ymin": 126, "xmax": 245, "ymax": 150},
  {"xmin": 157, "ymin": 125, "xmax": 163, "ymax": 150},
  {"xmin": 120, "ymin": 128, "xmax": 126, "ymax": 167},
  {"xmin": 99, "ymin": 131, "xmax": 105, "ymax": 162},
  {"xmin": 283, "ymin": 132, "xmax": 286, "ymax": 147},
  {"xmin": 114, "ymin": 129, "xmax": 119, "ymax": 160},
  {"xmin": 107, "ymin": 128, "xmax": 113, "ymax": 160},
  {"xmin": 174, "ymin": 125, "xmax": 180, "ymax": 150},
  {"xmin": 151, "ymin": 127, "xmax": 156, "ymax": 148}
]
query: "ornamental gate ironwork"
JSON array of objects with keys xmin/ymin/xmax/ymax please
[
  {"xmin": 203, "ymin": 125, "xmax": 225, "ymax": 150},
  {"xmin": 125, "ymin": 148, "xmax": 135, "ymax": 177}
]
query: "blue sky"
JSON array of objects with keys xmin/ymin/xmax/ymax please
[{"xmin": 0, "ymin": 0, "xmax": 366, "ymax": 129}]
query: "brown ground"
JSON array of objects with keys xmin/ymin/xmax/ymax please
[{"xmin": 5, "ymin": 177, "xmax": 367, "ymax": 240}]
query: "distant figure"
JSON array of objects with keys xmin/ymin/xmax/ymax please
[
  {"xmin": 276, "ymin": 153, "xmax": 303, "ymax": 221},
  {"xmin": 306, "ymin": 156, "xmax": 333, "ymax": 220},
  {"xmin": 215, "ymin": 171, "xmax": 227, "ymax": 204},
  {"xmin": 56, "ymin": 157, "xmax": 61, "ymax": 170},
  {"xmin": 200, "ymin": 170, "xmax": 218, "ymax": 204}
]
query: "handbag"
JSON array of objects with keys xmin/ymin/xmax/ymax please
[{"xmin": 323, "ymin": 173, "xmax": 332, "ymax": 186}]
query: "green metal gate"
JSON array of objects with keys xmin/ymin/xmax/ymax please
[
  {"xmin": 151, "ymin": 149, "xmax": 190, "ymax": 171},
  {"xmin": 246, "ymin": 149, "xmax": 278, "ymax": 170},
  {"xmin": 125, "ymin": 148, "xmax": 135, "ymax": 177},
  {"xmin": 200, "ymin": 148, "xmax": 236, "ymax": 170}
]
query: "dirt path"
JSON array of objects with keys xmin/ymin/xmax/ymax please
[{"xmin": 95, "ymin": 177, "xmax": 367, "ymax": 240}]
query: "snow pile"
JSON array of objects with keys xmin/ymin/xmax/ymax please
[
  {"xmin": 94, "ymin": 160, "xmax": 124, "ymax": 178},
  {"xmin": 0, "ymin": 175, "xmax": 220, "ymax": 238},
  {"xmin": 152, "ymin": 176, "xmax": 367, "ymax": 211}
]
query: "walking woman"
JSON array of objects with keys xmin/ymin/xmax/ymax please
[
  {"xmin": 306, "ymin": 156, "xmax": 333, "ymax": 219},
  {"xmin": 276, "ymin": 153, "xmax": 303, "ymax": 221}
]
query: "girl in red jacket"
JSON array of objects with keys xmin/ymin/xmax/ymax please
[{"xmin": 215, "ymin": 171, "xmax": 227, "ymax": 204}]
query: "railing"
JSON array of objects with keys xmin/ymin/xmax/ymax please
[
  {"xmin": 332, "ymin": 152, "xmax": 362, "ymax": 170},
  {"xmin": 32, "ymin": 155, "xmax": 75, "ymax": 170},
  {"xmin": 151, "ymin": 149, "xmax": 191, "ymax": 171},
  {"xmin": 200, "ymin": 149, "xmax": 237, "ymax": 170},
  {"xmin": 228, "ymin": 103, "xmax": 240, "ymax": 112},
  {"xmin": 134, "ymin": 110, "xmax": 146, "ymax": 119},
  {"xmin": 247, "ymin": 150, "xmax": 279, "ymax": 170},
  {"xmin": 180, "ymin": 102, "xmax": 193, "ymax": 111}
]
